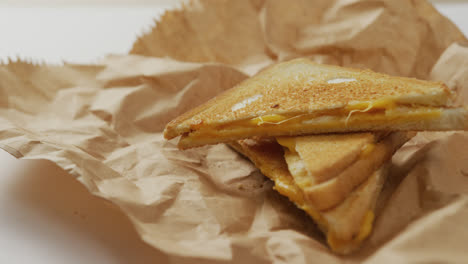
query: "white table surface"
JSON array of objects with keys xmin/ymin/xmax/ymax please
[{"xmin": 0, "ymin": 3, "xmax": 467, "ymax": 264}]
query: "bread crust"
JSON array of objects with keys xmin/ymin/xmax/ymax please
[{"xmin": 165, "ymin": 58, "xmax": 455, "ymax": 144}]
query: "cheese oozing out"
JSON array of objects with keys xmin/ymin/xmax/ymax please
[{"xmin": 248, "ymin": 98, "xmax": 441, "ymax": 127}]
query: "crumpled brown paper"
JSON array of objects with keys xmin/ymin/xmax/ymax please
[{"xmin": 1, "ymin": 0, "xmax": 468, "ymax": 263}]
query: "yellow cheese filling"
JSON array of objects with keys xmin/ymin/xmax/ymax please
[
  {"xmin": 249, "ymin": 105, "xmax": 441, "ymax": 127},
  {"xmin": 250, "ymin": 99, "xmax": 399, "ymax": 126},
  {"xmin": 346, "ymin": 98, "xmax": 397, "ymax": 111},
  {"xmin": 244, "ymin": 99, "xmax": 439, "ymax": 129},
  {"xmin": 185, "ymin": 104, "xmax": 442, "ymax": 143},
  {"xmin": 360, "ymin": 143, "xmax": 376, "ymax": 158},
  {"xmin": 273, "ymin": 137, "xmax": 378, "ymax": 251},
  {"xmin": 272, "ymin": 174, "xmax": 326, "ymax": 230},
  {"xmin": 251, "ymin": 114, "xmax": 288, "ymax": 125},
  {"xmin": 272, "ymin": 170, "xmax": 376, "ymax": 253},
  {"xmin": 275, "ymin": 137, "xmax": 296, "ymax": 152}
]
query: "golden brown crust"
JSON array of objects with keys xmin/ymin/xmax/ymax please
[
  {"xmin": 164, "ymin": 86, "xmax": 235, "ymax": 139},
  {"xmin": 229, "ymin": 135, "xmax": 398, "ymax": 254},
  {"xmin": 165, "ymin": 58, "xmax": 453, "ymax": 141},
  {"xmin": 298, "ymin": 132, "xmax": 412, "ymax": 211},
  {"xmin": 324, "ymin": 166, "xmax": 388, "ymax": 254},
  {"xmin": 283, "ymin": 133, "xmax": 376, "ymax": 183}
]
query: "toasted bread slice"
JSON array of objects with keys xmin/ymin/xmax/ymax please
[
  {"xmin": 230, "ymin": 138, "xmax": 391, "ymax": 254},
  {"xmin": 277, "ymin": 132, "xmax": 411, "ymax": 210},
  {"xmin": 277, "ymin": 133, "xmax": 383, "ymax": 184},
  {"xmin": 164, "ymin": 59, "xmax": 467, "ymax": 149}
]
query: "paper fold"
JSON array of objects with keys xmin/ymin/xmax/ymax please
[{"xmin": 1, "ymin": 0, "xmax": 468, "ymax": 263}]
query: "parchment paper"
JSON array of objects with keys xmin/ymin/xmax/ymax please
[{"xmin": 1, "ymin": 0, "xmax": 468, "ymax": 263}]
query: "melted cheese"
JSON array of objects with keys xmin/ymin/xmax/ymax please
[
  {"xmin": 252, "ymin": 135, "xmax": 382, "ymax": 253},
  {"xmin": 272, "ymin": 175, "xmax": 327, "ymax": 230},
  {"xmin": 276, "ymin": 137, "xmax": 296, "ymax": 152},
  {"xmin": 185, "ymin": 107, "xmax": 441, "ymax": 144},
  {"xmin": 346, "ymin": 98, "xmax": 397, "ymax": 111},
  {"xmin": 360, "ymin": 143, "xmax": 376, "ymax": 157},
  {"xmin": 248, "ymin": 106, "xmax": 441, "ymax": 128},
  {"xmin": 356, "ymin": 211, "xmax": 375, "ymax": 242},
  {"xmin": 274, "ymin": 169, "xmax": 376, "ymax": 253},
  {"xmin": 250, "ymin": 114, "xmax": 287, "ymax": 125},
  {"xmin": 275, "ymin": 136, "xmax": 379, "ymax": 252},
  {"xmin": 250, "ymin": 98, "xmax": 403, "ymax": 127}
]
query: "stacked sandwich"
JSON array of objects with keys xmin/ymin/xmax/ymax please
[{"xmin": 164, "ymin": 59, "xmax": 468, "ymax": 254}]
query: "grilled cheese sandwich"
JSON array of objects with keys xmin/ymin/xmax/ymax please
[
  {"xmin": 230, "ymin": 137, "xmax": 396, "ymax": 254},
  {"xmin": 164, "ymin": 59, "xmax": 465, "ymax": 254},
  {"xmin": 164, "ymin": 59, "xmax": 467, "ymax": 149}
]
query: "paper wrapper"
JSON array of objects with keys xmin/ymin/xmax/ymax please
[{"xmin": 1, "ymin": 0, "xmax": 468, "ymax": 262}]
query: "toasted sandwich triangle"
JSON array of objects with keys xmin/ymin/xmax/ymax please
[
  {"xmin": 229, "ymin": 132, "xmax": 412, "ymax": 254},
  {"xmin": 277, "ymin": 132, "xmax": 411, "ymax": 211},
  {"xmin": 164, "ymin": 58, "xmax": 467, "ymax": 149}
]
